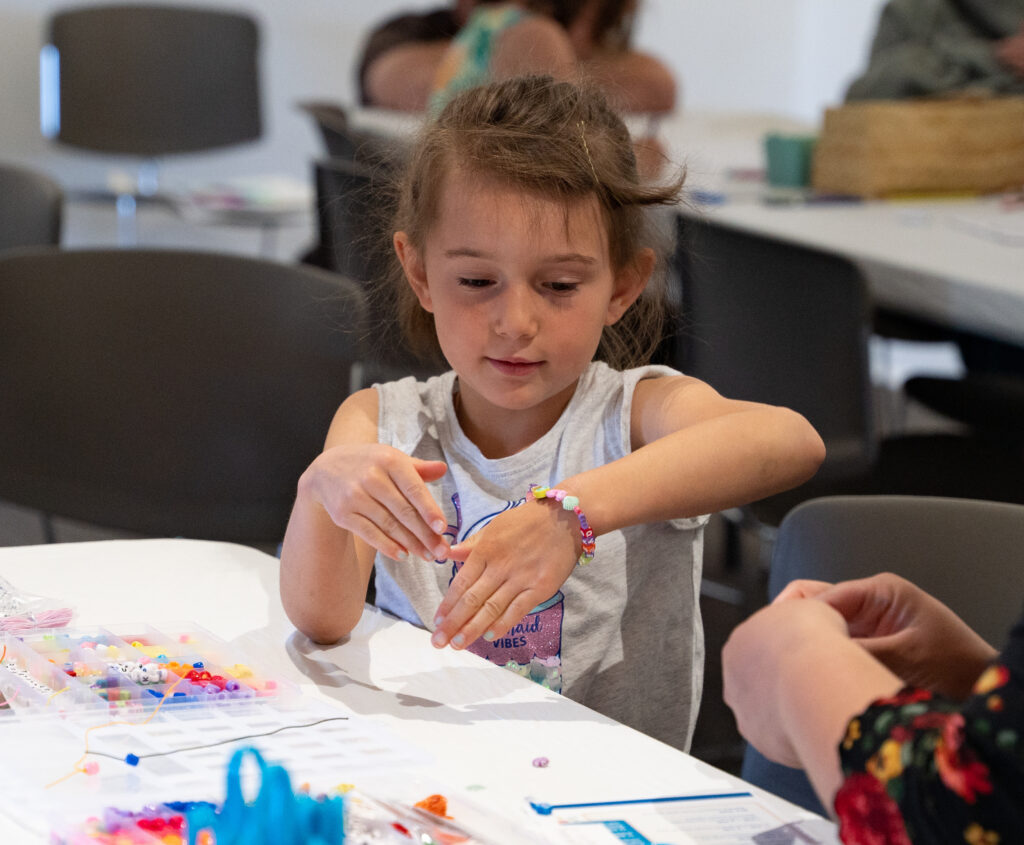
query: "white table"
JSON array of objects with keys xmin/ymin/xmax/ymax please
[
  {"xmin": 683, "ymin": 196, "xmax": 1024, "ymax": 348},
  {"xmin": 653, "ymin": 110, "xmax": 1024, "ymax": 348},
  {"xmin": 0, "ymin": 539, "xmax": 835, "ymax": 844}
]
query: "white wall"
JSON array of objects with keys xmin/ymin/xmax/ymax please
[{"xmin": 0, "ymin": 0, "xmax": 885, "ymax": 191}]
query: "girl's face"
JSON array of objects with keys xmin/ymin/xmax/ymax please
[{"xmin": 396, "ymin": 170, "xmax": 647, "ymax": 453}]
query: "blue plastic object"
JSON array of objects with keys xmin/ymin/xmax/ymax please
[{"xmin": 186, "ymin": 746, "xmax": 344, "ymax": 844}]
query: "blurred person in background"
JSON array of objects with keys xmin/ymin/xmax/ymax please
[
  {"xmin": 846, "ymin": 0, "xmax": 1024, "ymax": 100},
  {"xmin": 360, "ymin": 0, "xmax": 676, "ymax": 116}
]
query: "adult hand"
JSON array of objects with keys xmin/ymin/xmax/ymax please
[
  {"xmin": 430, "ymin": 497, "xmax": 579, "ymax": 649},
  {"xmin": 996, "ymin": 25, "xmax": 1024, "ymax": 76},
  {"xmin": 302, "ymin": 443, "xmax": 449, "ymax": 563},
  {"xmin": 722, "ymin": 597, "xmax": 850, "ymax": 768},
  {"xmin": 812, "ymin": 573, "xmax": 998, "ymax": 700}
]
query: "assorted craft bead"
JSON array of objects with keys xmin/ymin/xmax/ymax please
[
  {"xmin": 528, "ymin": 484, "xmax": 596, "ymax": 566},
  {"xmin": 0, "ymin": 627, "xmax": 287, "ymax": 712}
]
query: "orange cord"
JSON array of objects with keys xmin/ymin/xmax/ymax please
[{"xmin": 45, "ymin": 673, "xmax": 187, "ymax": 788}]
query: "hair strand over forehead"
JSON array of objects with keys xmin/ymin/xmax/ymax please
[{"xmin": 379, "ymin": 74, "xmax": 685, "ymax": 369}]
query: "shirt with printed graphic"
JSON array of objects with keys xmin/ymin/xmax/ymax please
[{"xmin": 371, "ymin": 362, "xmax": 708, "ymax": 751}]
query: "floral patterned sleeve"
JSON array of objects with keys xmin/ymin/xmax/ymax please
[{"xmin": 833, "ymin": 610, "xmax": 1024, "ymax": 845}]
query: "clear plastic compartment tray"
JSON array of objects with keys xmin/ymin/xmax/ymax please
[{"xmin": 1, "ymin": 623, "xmax": 295, "ymax": 716}]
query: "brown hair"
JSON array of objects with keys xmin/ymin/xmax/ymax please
[{"xmin": 386, "ymin": 74, "xmax": 683, "ymax": 369}]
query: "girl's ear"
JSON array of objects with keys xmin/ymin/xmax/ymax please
[
  {"xmin": 394, "ymin": 231, "xmax": 434, "ymax": 312},
  {"xmin": 605, "ymin": 247, "xmax": 655, "ymax": 325}
]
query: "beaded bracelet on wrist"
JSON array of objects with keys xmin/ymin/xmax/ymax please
[{"xmin": 528, "ymin": 484, "xmax": 595, "ymax": 566}]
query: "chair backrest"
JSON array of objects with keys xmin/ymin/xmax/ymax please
[
  {"xmin": 312, "ymin": 157, "xmax": 442, "ymax": 381},
  {"xmin": 0, "ymin": 248, "xmax": 367, "ymax": 543},
  {"xmin": 0, "ymin": 162, "xmax": 63, "ymax": 251},
  {"xmin": 743, "ymin": 493, "xmax": 1024, "ymax": 814},
  {"xmin": 314, "ymin": 157, "xmax": 393, "ymax": 284},
  {"xmin": 47, "ymin": 5, "xmax": 260, "ymax": 156},
  {"xmin": 297, "ymin": 101, "xmax": 407, "ymax": 166},
  {"xmin": 674, "ymin": 215, "xmax": 876, "ymax": 480}
]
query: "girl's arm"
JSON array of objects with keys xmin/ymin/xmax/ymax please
[
  {"xmin": 279, "ymin": 388, "xmax": 449, "ymax": 643},
  {"xmin": 564, "ymin": 374, "xmax": 825, "ymax": 534},
  {"xmin": 433, "ymin": 374, "xmax": 825, "ymax": 648}
]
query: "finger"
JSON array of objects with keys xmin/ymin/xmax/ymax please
[
  {"xmin": 344, "ymin": 512, "xmax": 414, "ymax": 562},
  {"xmin": 432, "ymin": 560, "xmax": 504, "ymax": 648},
  {"xmin": 773, "ymin": 579, "xmax": 831, "ymax": 603},
  {"xmin": 449, "ymin": 583, "xmax": 534, "ymax": 650},
  {"xmin": 346, "ymin": 498, "xmax": 435, "ymax": 562},
  {"xmin": 364, "ymin": 465, "xmax": 449, "ymax": 560},
  {"xmin": 405, "ymin": 458, "xmax": 448, "ymax": 531},
  {"xmin": 446, "ymin": 534, "xmax": 480, "ymax": 562},
  {"xmin": 477, "ymin": 588, "xmax": 541, "ymax": 643},
  {"xmin": 434, "ymin": 555, "xmax": 485, "ymax": 622},
  {"xmin": 816, "ymin": 577, "xmax": 898, "ymax": 637},
  {"xmin": 413, "ymin": 458, "xmax": 448, "ymax": 484}
]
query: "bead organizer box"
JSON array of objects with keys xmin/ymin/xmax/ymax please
[
  {"xmin": 0, "ymin": 626, "xmax": 430, "ymax": 840},
  {"xmin": 0, "ymin": 624, "xmax": 291, "ymax": 714}
]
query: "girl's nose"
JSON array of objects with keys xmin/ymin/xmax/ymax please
[{"xmin": 493, "ymin": 285, "xmax": 538, "ymax": 339}]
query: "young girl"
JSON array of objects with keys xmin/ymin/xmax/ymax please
[{"xmin": 280, "ymin": 75, "xmax": 825, "ymax": 751}]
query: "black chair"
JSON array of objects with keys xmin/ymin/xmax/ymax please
[
  {"xmin": 904, "ymin": 366, "xmax": 1024, "ymax": 447},
  {"xmin": 673, "ymin": 215, "xmax": 876, "ymax": 569},
  {"xmin": 45, "ymin": 4, "xmax": 261, "ymax": 195},
  {"xmin": 297, "ymin": 101, "xmax": 407, "ymax": 167},
  {"xmin": 0, "ymin": 162, "xmax": 63, "ymax": 250},
  {"xmin": 310, "ymin": 157, "xmax": 443, "ymax": 382},
  {"xmin": 742, "ymin": 494, "xmax": 1024, "ymax": 814},
  {"xmin": 0, "ymin": 248, "xmax": 367, "ymax": 544},
  {"xmin": 672, "ymin": 215, "xmax": 1024, "ymax": 569},
  {"xmin": 312, "ymin": 157, "xmax": 394, "ymax": 284}
]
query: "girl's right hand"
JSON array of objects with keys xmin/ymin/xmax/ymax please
[{"xmin": 301, "ymin": 444, "xmax": 449, "ymax": 562}]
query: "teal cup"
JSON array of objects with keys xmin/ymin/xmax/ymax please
[{"xmin": 764, "ymin": 133, "xmax": 818, "ymax": 188}]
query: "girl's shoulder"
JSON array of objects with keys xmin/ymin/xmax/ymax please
[
  {"xmin": 375, "ymin": 370, "xmax": 454, "ymax": 413},
  {"xmin": 375, "ymin": 371, "xmax": 457, "ymax": 449},
  {"xmin": 585, "ymin": 361, "xmax": 682, "ymax": 396}
]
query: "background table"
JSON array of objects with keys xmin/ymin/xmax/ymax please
[
  {"xmin": 656, "ymin": 110, "xmax": 1024, "ymax": 348},
  {"xmin": 686, "ymin": 196, "xmax": 1024, "ymax": 348},
  {"xmin": 352, "ymin": 106, "xmax": 1024, "ymax": 348},
  {"xmin": 0, "ymin": 539, "xmax": 836, "ymax": 843}
]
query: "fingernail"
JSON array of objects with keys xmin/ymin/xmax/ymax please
[
  {"xmin": 433, "ymin": 543, "xmax": 449, "ymax": 559},
  {"xmin": 434, "ymin": 614, "xmax": 444, "ymax": 626},
  {"xmin": 482, "ymin": 630, "xmax": 495, "ymax": 641},
  {"xmin": 451, "ymin": 634, "xmax": 465, "ymax": 649},
  {"xmin": 431, "ymin": 519, "xmax": 446, "ymax": 533},
  {"xmin": 431, "ymin": 631, "xmax": 447, "ymax": 647},
  {"xmin": 396, "ymin": 549, "xmax": 409, "ymax": 561}
]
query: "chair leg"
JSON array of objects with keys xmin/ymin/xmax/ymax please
[
  {"xmin": 721, "ymin": 507, "xmax": 743, "ymax": 571},
  {"xmin": 40, "ymin": 512, "xmax": 57, "ymax": 544}
]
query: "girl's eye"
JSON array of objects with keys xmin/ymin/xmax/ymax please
[
  {"xmin": 545, "ymin": 281, "xmax": 580, "ymax": 294},
  {"xmin": 457, "ymin": 277, "xmax": 493, "ymax": 288}
]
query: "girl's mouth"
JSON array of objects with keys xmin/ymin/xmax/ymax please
[{"xmin": 488, "ymin": 358, "xmax": 542, "ymax": 376}]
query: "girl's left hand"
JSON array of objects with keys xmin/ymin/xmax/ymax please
[{"xmin": 430, "ymin": 499, "xmax": 580, "ymax": 649}]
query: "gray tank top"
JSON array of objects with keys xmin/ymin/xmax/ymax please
[{"xmin": 374, "ymin": 361, "xmax": 707, "ymax": 751}]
